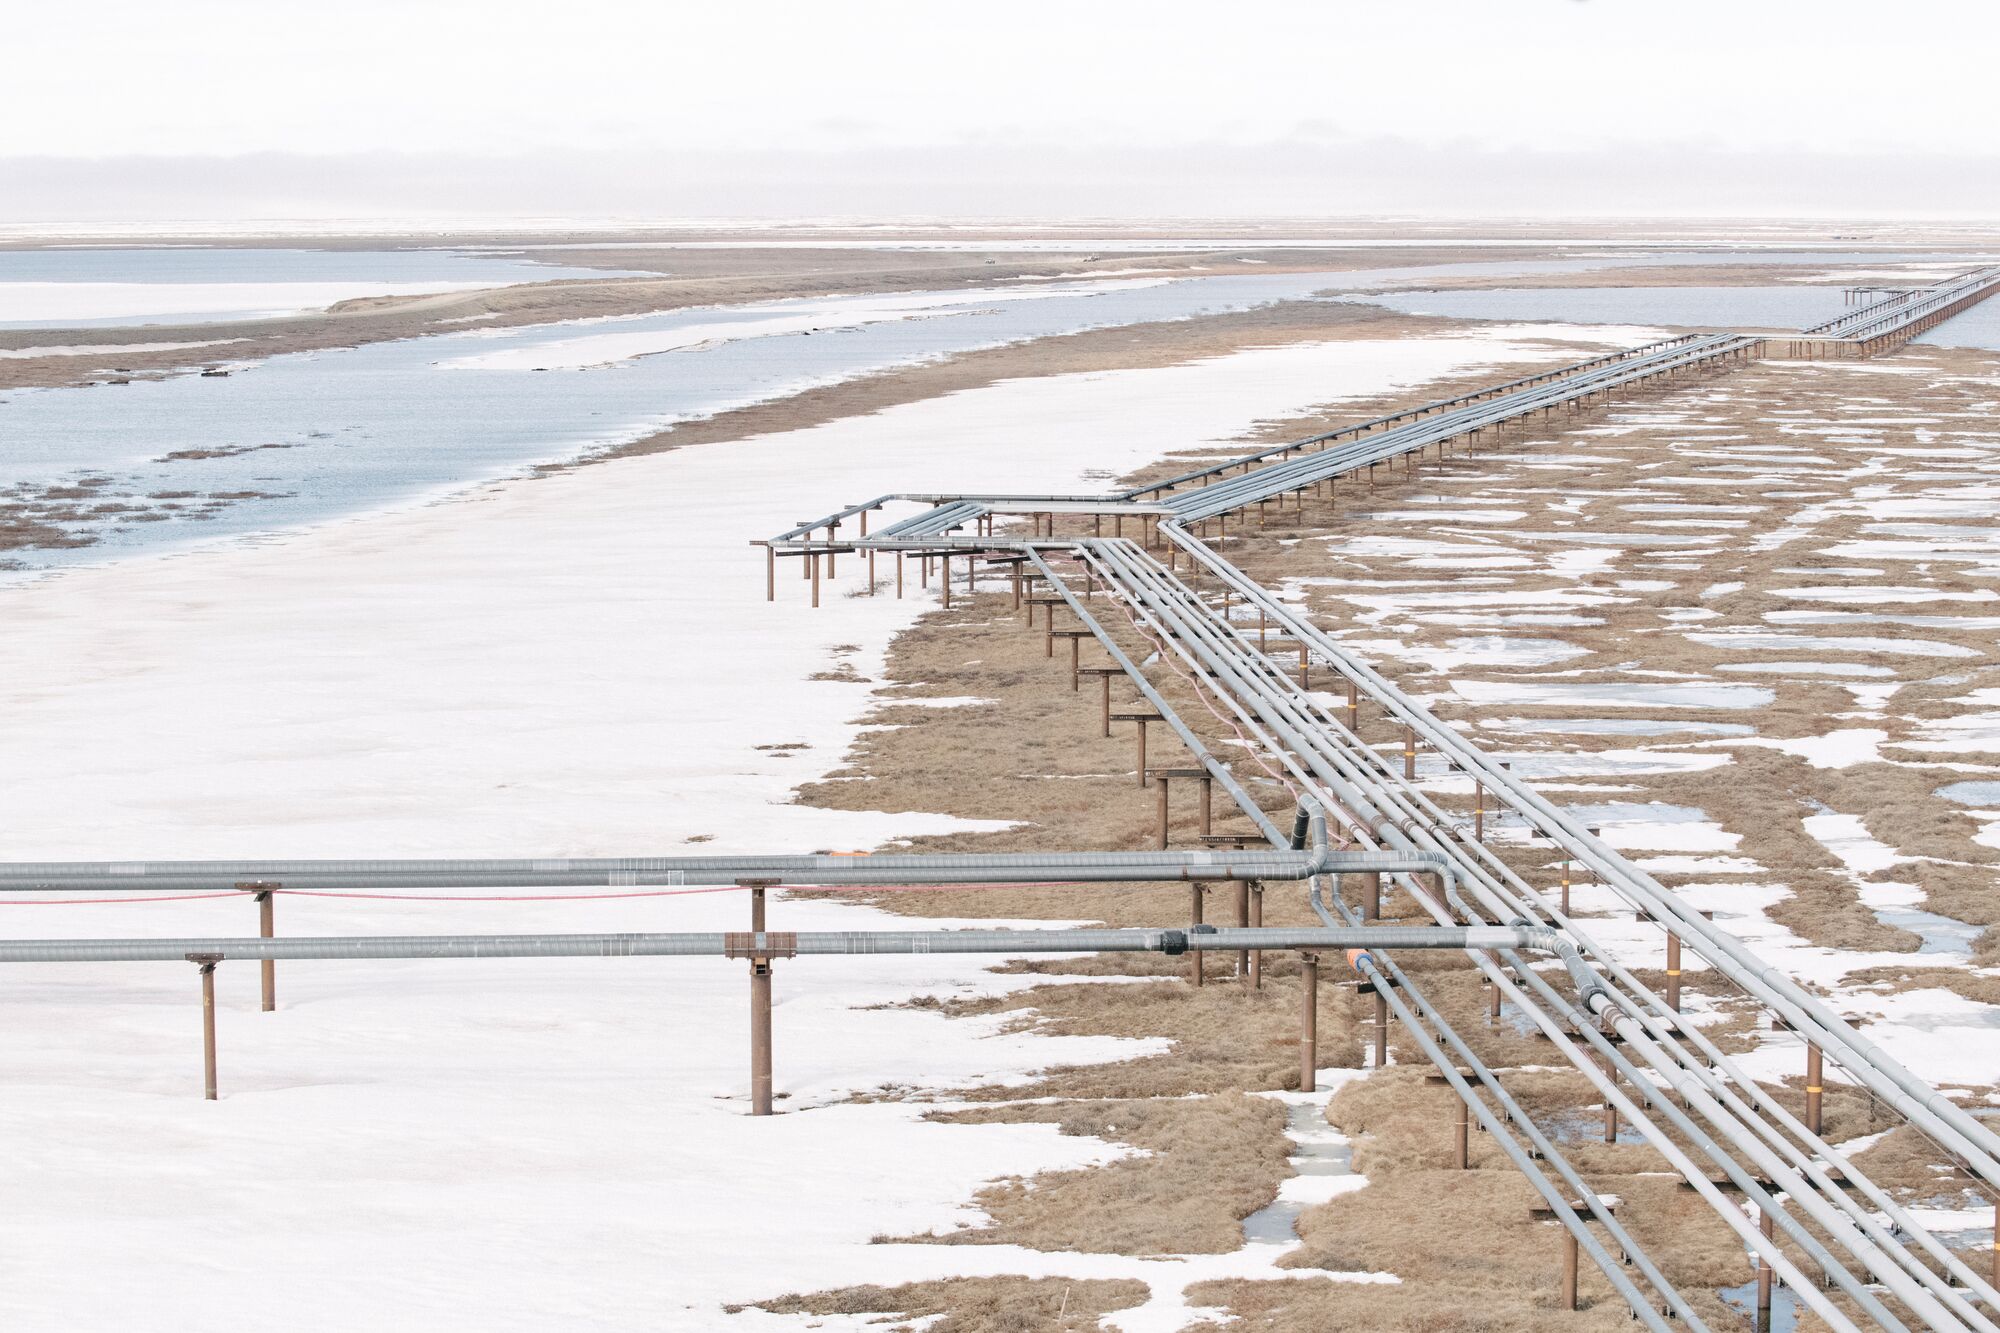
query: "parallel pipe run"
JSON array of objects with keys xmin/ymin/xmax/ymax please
[
  {"xmin": 0, "ymin": 845, "xmax": 1436, "ymax": 894},
  {"xmin": 0, "ymin": 925, "xmax": 1542, "ymax": 964}
]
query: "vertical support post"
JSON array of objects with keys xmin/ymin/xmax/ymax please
[
  {"xmin": 1562, "ymin": 1230, "xmax": 1580, "ymax": 1312},
  {"xmin": 867, "ymin": 547, "xmax": 876, "ymax": 594},
  {"xmin": 1249, "ymin": 881, "xmax": 1264, "ymax": 988},
  {"xmin": 742, "ymin": 879, "xmax": 776, "ymax": 1117},
  {"xmin": 1298, "ymin": 952, "xmax": 1319, "ymax": 1092},
  {"xmin": 896, "ymin": 552, "xmax": 904, "ymax": 599},
  {"xmin": 1403, "ymin": 724, "xmax": 1416, "ymax": 780},
  {"xmin": 1155, "ymin": 776, "xmax": 1171, "ymax": 850},
  {"xmin": 1099, "ymin": 674, "xmax": 1112, "ymax": 738},
  {"xmin": 1358, "ymin": 871, "xmax": 1381, "ymax": 922},
  {"xmin": 1373, "ymin": 990, "xmax": 1388, "ymax": 1068},
  {"xmin": 1474, "ymin": 782, "xmax": 1484, "ymax": 842},
  {"xmin": 188, "ymin": 953, "xmax": 221, "ymax": 1101},
  {"xmin": 1189, "ymin": 882, "xmax": 1204, "ymax": 988},
  {"xmin": 1666, "ymin": 931, "xmax": 1682, "ymax": 1014},
  {"xmin": 1346, "ymin": 679, "xmax": 1358, "ymax": 734},
  {"xmin": 750, "ymin": 957, "xmax": 773, "ymax": 1116},
  {"xmin": 810, "ymin": 551, "xmax": 821, "ymax": 608},
  {"xmin": 1756, "ymin": 1206, "xmax": 1775, "ymax": 1329},
  {"xmin": 941, "ymin": 554, "xmax": 951, "ymax": 608},
  {"xmin": 1134, "ymin": 719, "xmax": 1148, "ymax": 787},
  {"xmin": 1234, "ymin": 879, "xmax": 1249, "ymax": 978},
  {"xmin": 1602, "ymin": 1054, "xmax": 1619, "ymax": 1143},
  {"xmin": 244, "ymin": 882, "xmax": 277, "ymax": 1012},
  {"xmin": 1454, "ymin": 1094, "xmax": 1470, "ymax": 1169},
  {"xmin": 765, "ymin": 545, "xmax": 775, "ymax": 602},
  {"xmin": 1561, "ymin": 858, "xmax": 1572, "ymax": 915},
  {"xmin": 1488, "ymin": 972, "xmax": 1503, "ymax": 1023},
  {"xmin": 1198, "ymin": 777, "xmax": 1212, "ymax": 837},
  {"xmin": 1805, "ymin": 1042, "xmax": 1823, "ymax": 1136}
]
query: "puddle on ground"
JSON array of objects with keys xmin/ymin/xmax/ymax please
[
  {"xmin": 1452, "ymin": 680, "xmax": 1774, "ymax": 710},
  {"xmin": 1718, "ymin": 1280, "xmax": 1802, "ymax": 1332},
  {"xmin": 1483, "ymin": 718, "xmax": 1755, "ymax": 737},
  {"xmin": 1542, "ymin": 1108, "xmax": 1647, "ymax": 1147},
  {"xmin": 1240, "ymin": 1098, "xmax": 1359, "ymax": 1246},
  {"xmin": 1939, "ymin": 781, "xmax": 2000, "ymax": 807},
  {"xmin": 1687, "ymin": 632, "xmax": 1978, "ymax": 659}
]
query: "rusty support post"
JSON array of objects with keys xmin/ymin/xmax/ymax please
[
  {"xmin": 1561, "ymin": 858, "xmax": 1572, "ymax": 915},
  {"xmin": 1403, "ymin": 724, "xmax": 1416, "ymax": 780},
  {"xmin": 1299, "ymin": 952, "xmax": 1319, "ymax": 1091},
  {"xmin": 1346, "ymin": 678, "xmax": 1358, "ymax": 733},
  {"xmin": 1100, "ymin": 674, "xmax": 1112, "ymax": 738},
  {"xmin": 1805, "ymin": 1042, "xmax": 1823, "ymax": 1137},
  {"xmin": 896, "ymin": 552, "xmax": 904, "ymax": 599},
  {"xmin": 1156, "ymin": 776, "xmax": 1171, "ymax": 850},
  {"xmin": 765, "ymin": 545, "xmax": 775, "ymax": 602},
  {"xmin": 750, "ymin": 957, "xmax": 773, "ymax": 1116},
  {"xmin": 1373, "ymin": 990, "xmax": 1388, "ymax": 1068},
  {"xmin": 1489, "ymin": 973, "xmax": 1502, "ymax": 1023},
  {"xmin": 1474, "ymin": 782, "xmax": 1484, "ymax": 842},
  {"xmin": 1189, "ymin": 882, "xmax": 1205, "ymax": 988},
  {"xmin": 1603, "ymin": 1054, "xmax": 1619, "ymax": 1142},
  {"xmin": 941, "ymin": 554, "xmax": 951, "ymax": 608},
  {"xmin": 1233, "ymin": 879, "xmax": 1249, "ymax": 977},
  {"xmin": 1249, "ymin": 881, "xmax": 1264, "ymax": 987},
  {"xmin": 1666, "ymin": 931, "xmax": 1681, "ymax": 1014},
  {"xmin": 810, "ymin": 551, "xmax": 821, "ymax": 608},
  {"xmin": 741, "ymin": 879, "xmax": 777, "ymax": 1116},
  {"xmin": 240, "ymin": 882, "xmax": 278, "ymax": 1012},
  {"xmin": 1757, "ymin": 1206, "xmax": 1775, "ymax": 1329},
  {"xmin": 1135, "ymin": 718, "xmax": 1149, "ymax": 787},
  {"xmin": 1455, "ymin": 1094, "xmax": 1470, "ymax": 1169},
  {"xmin": 867, "ymin": 547, "xmax": 876, "ymax": 594},
  {"xmin": 1358, "ymin": 871, "xmax": 1381, "ymax": 922},
  {"xmin": 1198, "ymin": 776, "xmax": 1213, "ymax": 837},
  {"xmin": 189, "ymin": 953, "xmax": 221, "ymax": 1100},
  {"xmin": 1562, "ymin": 1230, "xmax": 1580, "ymax": 1311}
]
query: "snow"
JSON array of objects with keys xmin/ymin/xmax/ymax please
[
  {"xmin": 0, "ymin": 331, "xmax": 1564, "ymax": 1329},
  {"xmin": 0, "ymin": 280, "xmax": 509, "ymax": 325},
  {"xmin": 0, "ymin": 337, "xmax": 246, "ymax": 360},
  {"xmin": 432, "ymin": 282, "xmax": 1172, "ymax": 372}
]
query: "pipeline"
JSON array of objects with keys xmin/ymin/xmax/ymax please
[
  {"xmin": 0, "ymin": 842, "xmax": 1431, "ymax": 895},
  {"xmin": 0, "ymin": 924, "xmax": 1544, "ymax": 964}
]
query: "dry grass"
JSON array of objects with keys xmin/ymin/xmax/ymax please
[
  {"xmin": 908, "ymin": 1093, "xmax": 1292, "ymax": 1255},
  {"xmin": 736, "ymin": 1277, "xmax": 1149, "ymax": 1331}
]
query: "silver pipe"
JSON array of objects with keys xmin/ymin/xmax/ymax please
[
  {"xmin": 0, "ymin": 925, "xmax": 1544, "ymax": 964},
  {"xmin": 0, "ymin": 845, "xmax": 1392, "ymax": 894}
]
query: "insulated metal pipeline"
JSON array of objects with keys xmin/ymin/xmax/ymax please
[
  {"xmin": 1119, "ymin": 331, "xmax": 1708, "ymax": 500},
  {"xmin": 1070, "ymin": 537, "xmax": 1978, "ymax": 1324},
  {"xmin": 1048, "ymin": 547, "xmax": 1697, "ymax": 1324},
  {"xmin": 1021, "ymin": 545, "xmax": 1286, "ymax": 847},
  {"xmin": 0, "ymin": 925, "xmax": 1540, "ymax": 964},
  {"xmin": 1167, "ymin": 526, "xmax": 2000, "ymax": 1188},
  {"xmin": 1164, "ymin": 336, "xmax": 1753, "ymax": 522},
  {"xmin": 0, "ymin": 846, "xmax": 1389, "ymax": 895}
]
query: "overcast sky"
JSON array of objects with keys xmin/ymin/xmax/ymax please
[{"xmin": 5, "ymin": 0, "xmax": 1997, "ymax": 223}]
